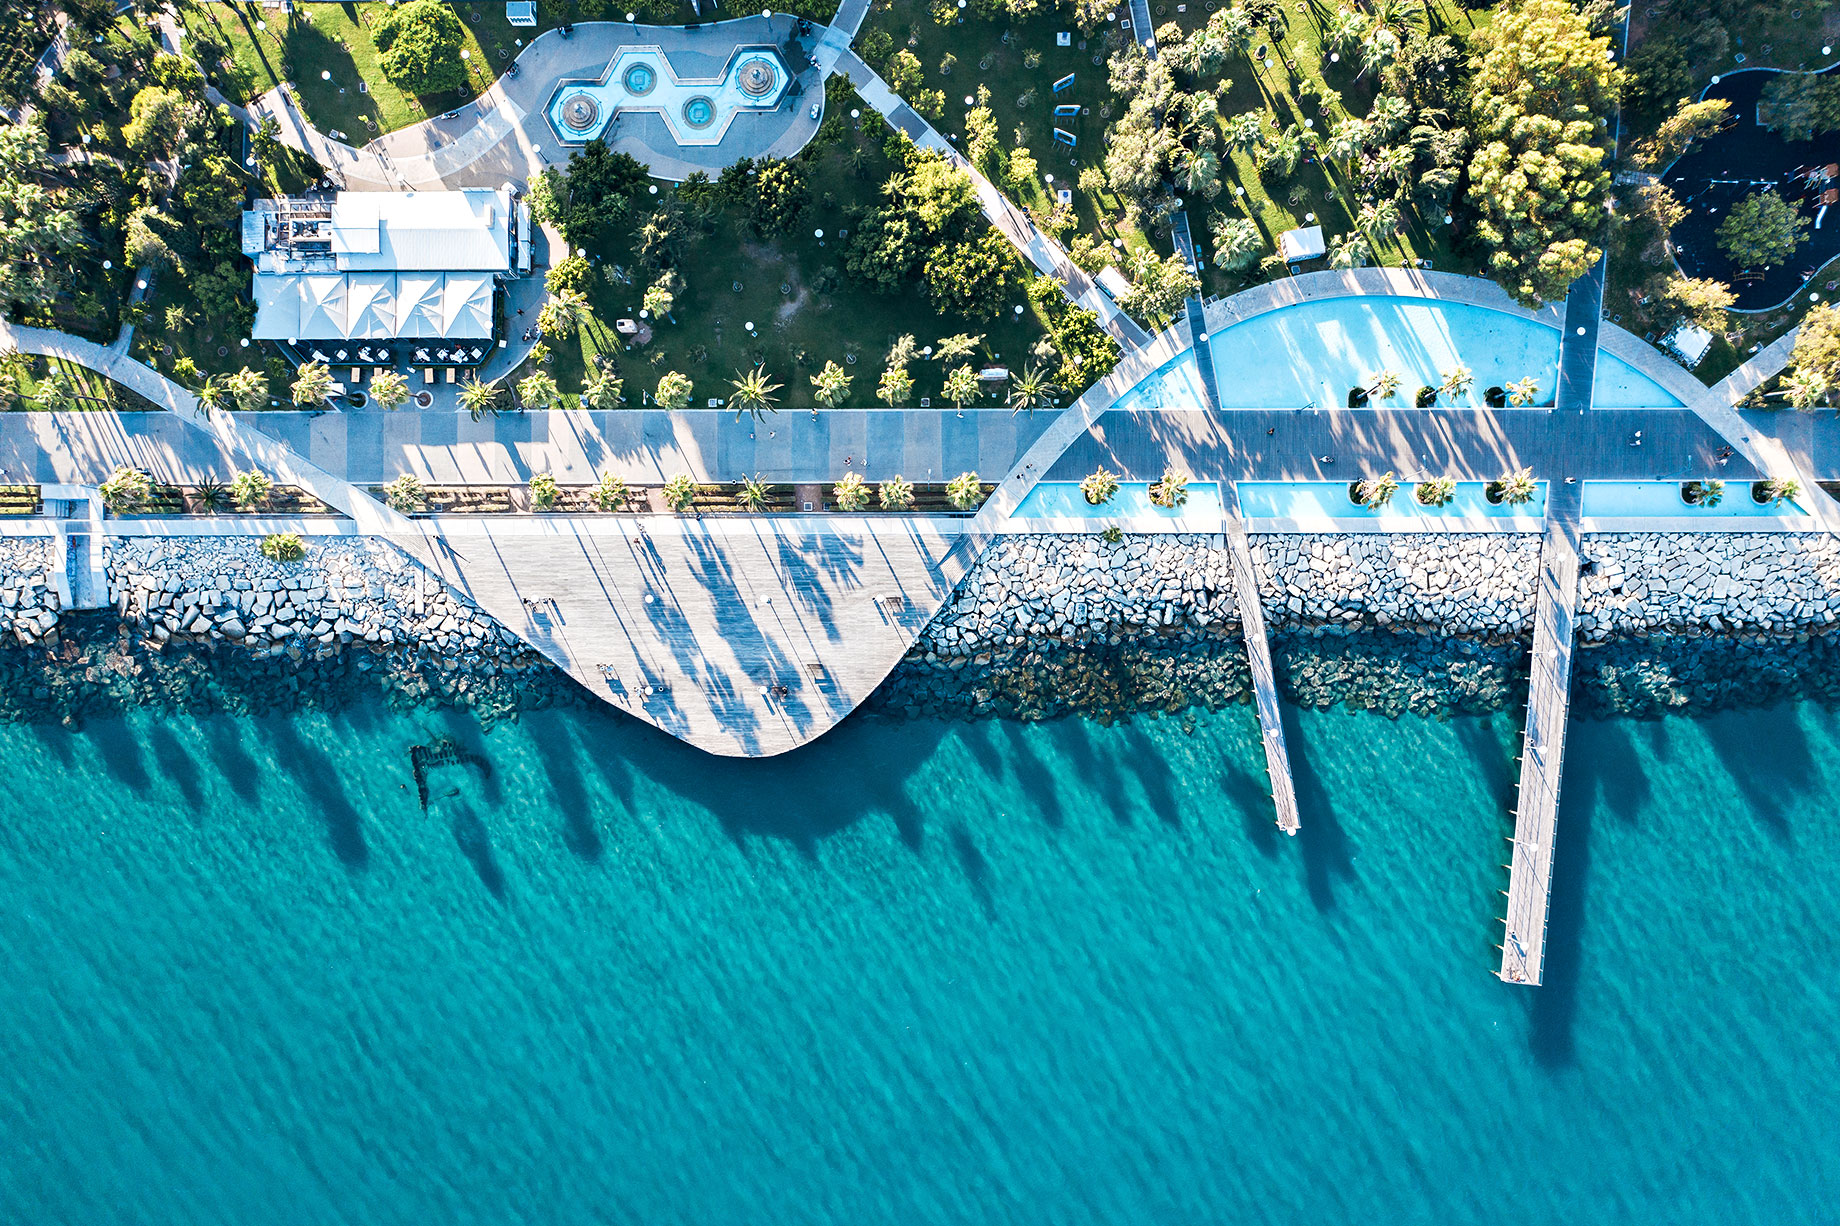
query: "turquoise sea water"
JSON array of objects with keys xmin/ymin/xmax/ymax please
[{"xmin": 1, "ymin": 678, "xmax": 1836, "ymax": 1222}]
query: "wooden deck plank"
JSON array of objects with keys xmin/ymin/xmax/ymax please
[{"xmin": 1221, "ymin": 490, "xmax": 1300, "ymax": 835}]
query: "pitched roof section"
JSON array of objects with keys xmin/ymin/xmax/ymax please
[{"xmin": 329, "ymin": 190, "xmax": 510, "ymax": 272}]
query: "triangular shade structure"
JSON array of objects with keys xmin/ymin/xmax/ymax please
[
  {"xmin": 443, "ymin": 273, "xmax": 495, "ymax": 338},
  {"xmin": 396, "ymin": 273, "xmax": 446, "ymax": 338},
  {"xmin": 345, "ymin": 272, "xmax": 398, "ymax": 338},
  {"xmin": 298, "ymin": 275, "xmax": 349, "ymax": 339}
]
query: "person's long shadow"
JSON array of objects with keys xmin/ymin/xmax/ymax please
[{"xmin": 144, "ymin": 721, "xmax": 205, "ymax": 810}]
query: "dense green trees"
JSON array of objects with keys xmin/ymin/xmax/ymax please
[
  {"xmin": 746, "ymin": 158, "xmax": 811, "ymax": 236},
  {"xmin": 530, "ymin": 141, "xmax": 652, "ymax": 247},
  {"xmin": 372, "ymin": 0, "xmax": 468, "ymax": 96},
  {"xmin": 844, "ymin": 146, "xmax": 1018, "ymax": 321},
  {"xmin": 1758, "ymin": 73, "xmax": 1840, "ymax": 140},
  {"xmin": 1632, "ymin": 98, "xmax": 1731, "ymax": 170},
  {"xmin": 1462, "ymin": 0, "xmax": 1621, "ymax": 306},
  {"xmin": 1717, "ymin": 191, "xmax": 1807, "ymax": 269},
  {"xmin": 0, "ymin": 123, "xmax": 84, "ymax": 315}
]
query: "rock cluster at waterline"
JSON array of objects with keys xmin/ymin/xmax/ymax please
[
  {"xmin": 1577, "ymin": 533, "xmax": 1840, "ymax": 637},
  {"xmin": 1252, "ymin": 534, "xmax": 1538, "ymax": 636},
  {"xmin": 0, "ymin": 540, "xmax": 59, "ymax": 643}
]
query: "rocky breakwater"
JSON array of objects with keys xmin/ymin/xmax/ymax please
[
  {"xmin": 1251, "ymin": 533, "xmax": 1539, "ymax": 637},
  {"xmin": 877, "ymin": 535, "xmax": 1247, "ymax": 721},
  {"xmin": 0, "ymin": 540, "xmax": 59, "ymax": 644},
  {"xmin": 1578, "ymin": 533, "xmax": 1840, "ymax": 639}
]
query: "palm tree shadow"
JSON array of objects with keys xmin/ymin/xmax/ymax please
[
  {"xmin": 1284, "ymin": 705, "xmax": 1354, "ymax": 910},
  {"xmin": 449, "ymin": 801, "xmax": 507, "ymax": 901}
]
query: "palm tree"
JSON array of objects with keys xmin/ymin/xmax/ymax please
[
  {"xmin": 1357, "ymin": 198, "xmax": 1400, "ymax": 245},
  {"xmin": 229, "ymin": 469, "xmax": 273, "ymax": 511},
  {"xmin": 1328, "ymin": 233, "xmax": 1372, "ymax": 269},
  {"xmin": 1507, "ymin": 376, "xmax": 1541, "ymax": 407},
  {"xmin": 591, "ymin": 472, "xmax": 630, "ymax": 511},
  {"xmin": 1081, "ymin": 466, "xmax": 1119, "ymax": 506},
  {"xmin": 1367, "ymin": 94, "xmax": 1411, "ymax": 139},
  {"xmin": 663, "ymin": 473, "xmax": 698, "ymax": 512},
  {"xmin": 34, "ymin": 366, "xmax": 75, "ymax": 411},
  {"xmin": 226, "ymin": 366, "xmax": 268, "ymax": 411},
  {"xmin": 1491, "ymin": 467, "xmax": 1538, "ymax": 506},
  {"xmin": 382, "ymin": 474, "xmax": 426, "ymax": 513},
  {"xmin": 581, "ymin": 368, "xmax": 625, "ymax": 410},
  {"xmin": 1367, "ymin": 370, "xmax": 1403, "ymax": 400},
  {"xmin": 656, "ymin": 370, "xmax": 694, "ymax": 411},
  {"xmin": 934, "ymin": 332, "xmax": 983, "ymax": 364},
  {"xmin": 290, "ymin": 361, "xmax": 334, "ymax": 407},
  {"xmin": 833, "ymin": 471, "xmax": 870, "ymax": 511},
  {"xmin": 1325, "ymin": 118, "xmax": 1370, "ymax": 174},
  {"xmin": 517, "ymin": 370, "xmax": 561, "ymax": 411},
  {"xmin": 370, "ymin": 369, "xmax": 410, "ymax": 410},
  {"xmin": 738, "ymin": 474, "xmax": 771, "ymax": 511},
  {"xmin": 99, "ymin": 466, "xmax": 152, "ymax": 514},
  {"xmin": 1374, "ymin": 144, "xmax": 1413, "ymax": 191},
  {"xmin": 1149, "ymin": 469, "xmax": 1190, "ymax": 508},
  {"xmin": 1440, "ymin": 365, "xmax": 1475, "ymax": 400},
  {"xmin": 528, "ymin": 472, "xmax": 561, "ymax": 509},
  {"xmin": 946, "ymin": 471, "xmax": 982, "ymax": 510},
  {"xmin": 538, "ymin": 289, "xmax": 593, "ymax": 339},
  {"xmin": 1761, "ymin": 477, "xmax": 1802, "ymax": 504},
  {"xmin": 459, "ymin": 376, "xmax": 502, "ymax": 421},
  {"xmin": 1325, "ymin": 6, "xmax": 1367, "ymax": 53},
  {"xmin": 195, "ymin": 374, "xmax": 230, "ymax": 413},
  {"xmin": 877, "ymin": 367, "xmax": 913, "ymax": 408},
  {"xmin": 886, "ymin": 334, "xmax": 919, "ymax": 369},
  {"xmin": 943, "ymin": 363, "xmax": 980, "ymax": 411},
  {"xmin": 1260, "ymin": 127, "xmax": 1304, "ymax": 176},
  {"xmin": 1353, "ymin": 471, "xmax": 1398, "ymax": 507},
  {"xmin": 1008, "ymin": 363, "xmax": 1054, "ymax": 415},
  {"xmin": 728, "ymin": 365, "xmax": 782, "ymax": 421},
  {"xmin": 878, "ymin": 475, "xmax": 915, "ymax": 510},
  {"xmin": 642, "ymin": 281, "xmax": 676, "ymax": 323},
  {"xmin": 811, "ymin": 360, "xmax": 852, "ymax": 409},
  {"xmin": 1416, "ymin": 477, "xmax": 1457, "ymax": 507}
]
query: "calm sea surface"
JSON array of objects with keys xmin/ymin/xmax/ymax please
[{"xmin": 0, "ymin": 676, "xmax": 1835, "ymax": 1223}]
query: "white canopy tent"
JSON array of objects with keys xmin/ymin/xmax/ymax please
[{"xmin": 250, "ymin": 271, "xmax": 496, "ymax": 340}]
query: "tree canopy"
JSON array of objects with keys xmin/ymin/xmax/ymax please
[
  {"xmin": 372, "ymin": 0, "xmax": 468, "ymax": 96},
  {"xmin": 1462, "ymin": 0, "xmax": 1621, "ymax": 306},
  {"xmin": 1716, "ymin": 191, "xmax": 1807, "ymax": 269},
  {"xmin": 0, "ymin": 123, "xmax": 84, "ymax": 314},
  {"xmin": 844, "ymin": 147, "xmax": 1017, "ymax": 321}
]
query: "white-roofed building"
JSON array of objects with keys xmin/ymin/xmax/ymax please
[{"xmin": 244, "ymin": 188, "xmax": 531, "ymax": 360}]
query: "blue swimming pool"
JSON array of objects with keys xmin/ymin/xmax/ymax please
[
  {"xmin": 1237, "ymin": 480, "xmax": 1546, "ymax": 522},
  {"xmin": 1012, "ymin": 481, "xmax": 1225, "ymax": 520},
  {"xmin": 1581, "ymin": 480, "xmax": 1809, "ymax": 518},
  {"xmin": 1203, "ymin": 296, "xmax": 1683, "ymax": 409}
]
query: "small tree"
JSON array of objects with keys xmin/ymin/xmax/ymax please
[
  {"xmin": 581, "ymin": 368, "xmax": 625, "ymax": 410},
  {"xmin": 1008, "ymin": 363, "xmax": 1055, "ymax": 414},
  {"xmin": 946, "ymin": 471, "xmax": 982, "ymax": 510},
  {"xmin": 1761, "ymin": 477, "xmax": 1802, "ymax": 505},
  {"xmin": 879, "ymin": 475, "xmax": 915, "ymax": 510},
  {"xmin": 1507, "ymin": 376, "xmax": 1541, "ymax": 407},
  {"xmin": 656, "ymin": 371, "xmax": 695, "ymax": 411},
  {"xmin": 1717, "ymin": 192, "xmax": 1809, "ymax": 269},
  {"xmin": 878, "ymin": 366, "xmax": 914, "ymax": 408},
  {"xmin": 518, "ymin": 370, "xmax": 561, "ymax": 411},
  {"xmin": 290, "ymin": 361, "xmax": 334, "ymax": 407},
  {"xmin": 943, "ymin": 363, "xmax": 980, "ymax": 411},
  {"xmin": 1440, "ymin": 365, "xmax": 1474, "ymax": 400},
  {"xmin": 1211, "ymin": 215, "xmax": 1266, "ymax": 274},
  {"xmin": 259, "ymin": 532, "xmax": 306, "ymax": 562},
  {"xmin": 1149, "ymin": 469, "xmax": 1189, "ymax": 508},
  {"xmin": 371, "ymin": 0, "xmax": 467, "ymax": 95},
  {"xmin": 538, "ymin": 290, "xmax": 592, "ymax": 339},
  {"xmin": 728, "ymin": 365, "xmax": 782, "ymax": 421},
  {"xmin": 226, "ymin": 366, "xmax": 268, "ymax": 411},
  {"xmin": 934, "ymin": 333, "xmax": 984, "ymax": 363},
  {"xmin": 1785, "ymin": 303, "xmax": 1840, "ymax": 408},
  {"xmin": 528, "ymin": 472, "xmax": 561, "ymax": 509},
  {"xmin": 1416, "ymin": 477, "xmax": 1457, "ymax": 507},
  {"xmin": 367, "ymin": 369, "xmax": 410, "ymax": 410},
  {"xmin": 1081, "ymin": 466, "xmax": 1119, "ymax": 506},
  {"xmin": 99, "ymin": 466, "xmax": 152, "ymax": 514},
  {"xmin": 1367, "ymin": 370, "xmax": 1403, "ymax": 400},
  {"xmin": 811, "ymin": 360, "xmax": 853, "ymax": 409},
  {"xmin": 383, "ymin": 474, "xmax": 426, "ymax": 512},
  {"xmin": 230, "ymin": 469, "xmax": 273, "ymax": 511},
  {"xmin": 833, "ymin": 471, "xmax": 870, "ymax": 511},
  {"xmin": 591, "ymin": 472, "xmax": 630, "ymax": 510},
  {"xmin": 1354, "ymin": 471, "xmax": 1398, "ymax": 508},
  {"xmin": 663, "ymin": 473, "xmax": 698, "ymax": 512},
  {"xmin": 459, "ymin": 376, "xmax": 502, "ymax": 420},
  {"xmin": 738, "ymin": 474, "xmax": 771, "ymax": 511},
  {"xmin": 1492, "ymin": 467, "xmax": 1538, "ymax": 506}
]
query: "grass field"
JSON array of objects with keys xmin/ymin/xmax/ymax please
[
  {"xmin": 3, "ymin": 356, "xmax": 160, "ymax": 412},
  {"xmin": 187, "ymin": 1, "xmax": 523, "ymax": 140}
]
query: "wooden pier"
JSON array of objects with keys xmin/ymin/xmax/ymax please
[
  {"xmin": 1221, "ymin": 497, "xmax": 1300, "ymax": 835},
  {"xmin": 1499, "ymin": 494, "xmax": 1582, "ymax": 984}
]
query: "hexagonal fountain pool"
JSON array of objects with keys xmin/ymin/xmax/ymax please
[{"xmin": 546, "ymin": 46, "xmax": 791, "ymax": 147}]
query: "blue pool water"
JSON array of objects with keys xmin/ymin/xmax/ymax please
[
  {"xmin": 1012, "ymin": 480, "xmax": 1225, "ymax": 519},
  {"xmin": 1583, "ymin": 480, "xmax": 1809, "ymax": 518},
  {"xmin": 1238, "ymin": 479, "xmax": 1546, "ymax": 521},
  {"xmin": 1204, "ymin": 296, "xmax": 1683, "ymax": 408},
  {"xmin": 1, "ymin": 676, "xmax": 1836, "ymax": 1222},
  {"xmin": 547, "ymin": 47, "xmax": 788, "ymax": 146}
]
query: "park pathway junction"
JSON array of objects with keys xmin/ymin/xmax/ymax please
[{"xmin": 6, "ymin": 0, "xmax": 1840, "ymax": 989}]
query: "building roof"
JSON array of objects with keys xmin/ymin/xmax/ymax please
[
  {"xmin": 243, "ymin": 189, "xmax": 512, "ymax": 276},
  {"xmin": 252, "ymin": 271, "xmax": 497, "ymax": 341}
]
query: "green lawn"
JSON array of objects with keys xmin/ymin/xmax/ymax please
[
  {"xmin": 2, "ymin": 355, "xmax": 160, "ymax": 412},
  {"xmin": 858, "ymin": 0, "xmax": 1489, "ymax": 297},
  {"xmin": 186, "ymin": 1, "xmax": 523, "ymax": 140},
  {"xmin": 538, "ymin": 120, "xmax": 1051, "ymax": 411}
]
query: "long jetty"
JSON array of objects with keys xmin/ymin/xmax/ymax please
[
  {"xmin": 1499, "ymin": 491, "xmax": 1583, "ymax": 984},
  {"xmin": 1222, "ymin": 493, "xmax": 1300, "ymax": 835}
]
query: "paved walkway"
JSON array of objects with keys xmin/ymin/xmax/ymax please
[{"xmin": 242, "ymin": 17, "xmax": 825, "ymax": 187}]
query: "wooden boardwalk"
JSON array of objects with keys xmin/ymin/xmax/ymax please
[
  {"xmin": 1499, "ymin": 488, "xmax": 1583, "ymax": 984},
  {"xmin": 1221, "ymin": 493, "xmax": 1300, "ymax": 834}
]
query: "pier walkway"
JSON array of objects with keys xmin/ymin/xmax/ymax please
[
  {"xmin": 1222, "ymin": 486, "xmax": 1300, "ymax": 835},
  {"xmin": 1500, "ymin": 482, "xmax": 1583, "ymax": 985}
]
